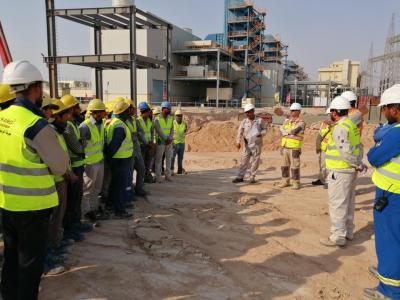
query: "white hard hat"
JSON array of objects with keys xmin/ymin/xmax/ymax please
[
  {"xmin": 378, "ymin": 84, "xmax": 400, "ymax": 107},
  {"xmin": 1, "ymin": 60, "xmax": 43, "ymax": 92},
  {"xmin": 329, "ymin": 96, "xmax": 351, "ymax": 110},
  {"xmin": 290, "ymin": 103, "xmax": 302, "ymax": 111},
  {"xmin": 341, "ymin": 91, "xmax": 357, "ymax": 102},
  {"xmin": 244, "ymin": 103, "xmax": 255, "ymax": 112}
]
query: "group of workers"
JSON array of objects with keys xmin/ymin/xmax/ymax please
[
  {"xmin": 0, "ymin": 60, "xmax": 187, "ymax": 300},
  {"xmin": 235, "ymin": 87, "xmax": 400, "ymax": 299}
]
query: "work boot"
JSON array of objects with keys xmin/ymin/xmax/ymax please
[
  {"xmin": 291, "ymin": 181, "xmax": 301, "ymax": 190},
  {"xmin": 165, "ymin": 176, "xmax": 173, "ymax": 182},
  {"xmin": 363, "ymin": 288, "xmax": 391, "ymax": 299},
  {"xmin": 312, "ymin": 179, "xmax": 324, "ymax": 186},
  {"xmin": 135, "ymin": 189, "xmax": 148, "ymax": 197},
  {"xmin": 277, "ymin": 178, "xmax": 290, "ymax": 188},
  {"xmin": 156, "ymin": 177, "xmax": 163, "ymax": 184},
  {"xmin": 249, "ymin": 177, "xmax": 256, "ymax": 184},
  {"xmin": 319, "ymin": 237, "xmax": 346, "ymax": 247},
  {"xmin": 232, "ymin": 177, "xmax": 244, "ymax": 183},
  {"xmin": 368, "ymin": 266, "xmax": 379, "ymax": 279}
]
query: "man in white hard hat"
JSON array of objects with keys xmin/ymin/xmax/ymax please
[
  {"xmin": 0, "ymin": 61, "xmax": 69, "ymax": 299},
  {"xmin": 233, "ymin": 103, "xmax": 267, "ymax": 184},
  {"xmin": 278, "ymin": 102, "xmax": 306, "ymax": 190},
  {"xmin": 320, "ymin": 96, "xmax": 367, "ymax": 247},
  {"xmin": 364, "ymin": 84, "xmax": 400, "ymax": 299},
  {"xmin": 341, "ymin": 90, "xmax": 365, "ymax": 135}
]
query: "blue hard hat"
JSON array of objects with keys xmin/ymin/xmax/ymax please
[
  {"xmin": 138, "ymin": 101, "xmax": 149, "ymax": 111},
  {"xmin": 161, "ymin": 101, "xmax": 171, "ymax": 110}
]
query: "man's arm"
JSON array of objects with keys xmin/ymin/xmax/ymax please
[
  {"xmin": 79, "ymin": 123, "xmax": 91, "ymax": 147},
  {"xmin": 236, "ymin": 120, "xmax": 245, "ymax": 144},
  {"xmin": 368, "ymin": 127, "xmax": 400, "ymax": 167},
  {"xmin": 64, "ymin": 123, "xmax": 84, "ymax": 155},
  {"xmin": 136, "ymin": 119, "xmax": 148, "ymax": 145},
  {"xmin": 259, "ymin": 119, "xmax": 267, "ymax": 136},
  {"xmin": 290, "ymin": 120, "xmax": 305, "ymax": 135},
  {"xmin": 26, "ymin": 124, "xmax": 69, "ymax": 176},
  {"xmin": 280, "ymin": 120, "xmax": 289, "ymax": 135}
]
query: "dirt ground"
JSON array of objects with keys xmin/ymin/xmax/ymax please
[{"xmin": 40, "ymin": 149, "xmax": 378, "ymax": 300}]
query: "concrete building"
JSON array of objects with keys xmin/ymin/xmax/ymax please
[{"xmin": 318, "ymin": 59, "xmax": 360, "ymax": 88}]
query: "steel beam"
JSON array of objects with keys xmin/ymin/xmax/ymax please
[
  {"xmin": 94, "ymin": 20, "xmax": 103, "ymax": 99},
  {"xmin": 129, "ymin": 6, "xmax": 137, "ymax": 105},
  {"xmin": 46, "ymin": 0, "xmax": 59, "ymax": 98}
]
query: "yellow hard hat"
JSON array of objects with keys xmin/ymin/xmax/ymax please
[
  {"xmin": 124, "ymin": 98, "xmax": 136, "ymax": 108},
  {"xmin": 41, "ymin": 97, "xmax": 59, "ymax": 110},
  {"xmin": 88, "ymin": 99, "xmax": 106, "ymax": 111},
  {"xmin": 152, "ymin": 108, "xmax": 160, "ymax": 115},
  {"xmin": 52, "ymin": 99, "xmax": 70, "ymax": 115},
  {"xmin": 113, "ymin": 96, "xmax": 125, "ymax": 103},
  {"xmin": 175, "ymin": 109, "xmax": 183, "ymax": 116},
  {"xmin": 113, "ymin": 101, "xmax": 130, "ymax": 115},
  {"xmin": 0, "ymin": 84, "xmax": 16, "ymax": 104},
  {"xmin": 105, "ymin": 101, "xmax": 114, "ymax": 114},
  {"xmin": 61, "ymin": 94, "xmax": 79, "ymax": 109}
]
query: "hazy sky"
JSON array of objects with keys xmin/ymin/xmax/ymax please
[{"xmin": 0, "ymin": 0, "xmax": 399, "ymax": 80}]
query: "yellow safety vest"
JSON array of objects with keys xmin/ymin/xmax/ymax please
[
  {"xmin": 106, "ymin": 118, "xmax": 133, "ymax": 159},
  {"xmin": 67, "ymin": 121, "xmax": 84, "ymax": 168},
  {"xmin": 173, "ymin": 120, "xmax": 187, "ymax": 144},
  {"xmin": 156, "ymin": 115, "xmax": 173, "ymax": 143},
  {"xmin": 320, "ymin": 125, "xmax": 333, "ymax": 152},
  {"xmin": 82, "ymin": 118, "xmax": 105, "ymax": 165},
  {"xmin": 372, "ymin": 123, "xmax": 400, "ymax": 194},
  {"xmin": 54, "ymin": 130, "xmax": 69, "ymax": 183},
  {"xmin": 126, "ymin": 117, "xmax": 137, "ymax": 134},
  {"xmin": 138, "ymin": 116, "xmax": 153, "ymax": 143},
  {"xmin": 0, "ymin": 105, "xmax": 58, "ymax": 211},
  {"xmin": 325, "ymin": 118, "xmax": 360, "ymax": 170},
  {"xmin": 281, "ymin": 119, "xmax": 305, "ymax": 149}
]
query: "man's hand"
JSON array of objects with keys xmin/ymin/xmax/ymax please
[
  {"xmin": 166, "ymin": 139, "xmax": 172, "ymax": 145},
  {"xmin": 236, "ymin": 143, "xmax": 241, "ymax": 150},
  {"xmin": 357, "ymin": 163, "xmax": 368, "ymax": 175}
]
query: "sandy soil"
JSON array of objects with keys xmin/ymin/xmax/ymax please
[{"xmin": 40, "ymin": 149, "xmax": 378, "ymax": 300}]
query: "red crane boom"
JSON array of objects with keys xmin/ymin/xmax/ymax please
[{"xmin": 0, "ymin": 21, "xmax": 12, "ymax": 67}]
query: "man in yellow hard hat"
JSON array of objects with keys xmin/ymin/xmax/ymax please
[
  {"xmin": 105, "ymin": 101, "xmax": 133, "ymax": 219},
  {"xmin": 138, "ymin": 102, "xmax": 155, "ymax": 183},
  {"xmin": 0, "ymin": 60, "xmax": 69, "ymax": 299},
  {"xmin": 171, "ymin": 109, "xmax": 188, "ymax": 175},
  {"xmin": 45, "ymin": 99, "xmax": 75, "ymax": 275},
  {"xmin": 79, "ymin": 99, "xmax": 108, "ymax": 224},
  {"xmin": 60, "ymin": 95, "xmax": 90, "ymax": 241},
  {"xmin": 124, "ymin": 99, "xmax": 147, "ymax": 198},
  {"xmin": 41, "ymin": 97, "xmax": 59, "ymax": 120},
  {"xmin": 0, "ymin": 84, "xmax": 16, "ymax": 111}
]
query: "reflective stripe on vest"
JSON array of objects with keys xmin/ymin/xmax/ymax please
[
  {"xmin": 325, "ymin": 118, "xmax": 360, "ymax": 170},
  {"xmin": 156, "ymin": 115, "xmax": 173, "ymax": 142},
  {"xmin": 82, "ymin": 119, "xmax": 105, "ymax": 165},
  {"xmin": 173, "ymin": 121, "xmax": 186, "ymax": 144},
  {"xmin": 106, "ymin": 118, "xmax": 133, "ymax": 159},
  {"xmin": 67, "ymin": 121, "xmax": 84, "ymax": 168},
  {"xmin": 372, "ymin": 124, "xmax": 400, "ymax": 194},
  {"xmin": 126, "ymin": 117, "xmax": 137, "ymax": 134},
  {"xmin": 54, "ymin": 131, "xmax": 69, "ymax": 183},
  {"xmin": 320, "ymin": 125, "xmax": 333, "ymax": 152},
  {"xmin": 138, "ymin": 117, "xmax": 153, "ymax": 143},
  {"xmin": 377, "ymin": 272, "xmax": 400, "ymax": 287},
  {"xmin": 281, "ymin": 119, "xmax": 305, "ymax": 149},
  {"xmin": 0, "ymin": 105, "xmax": 58, "ymax": 211}
]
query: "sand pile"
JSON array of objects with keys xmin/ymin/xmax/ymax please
[{"xmin": 184, "ymin": 113, "xmax": 376, "ymax": 153}]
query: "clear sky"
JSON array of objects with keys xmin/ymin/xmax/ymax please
[{"xmin": 0, "ymin": 0, "xmax": 399, "ymax": 80}]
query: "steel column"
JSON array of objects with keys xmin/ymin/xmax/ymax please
[
  {"xmin": 216, "ymin": 48, "xmax": 220, "ymax": 108},
  {"xmin": 129, "ymin": 6, "xmax": 137, "ymax": 106},
  {"xmin": 94, "ymin": 19, "xmax": 103, "ymax": 99},
  {"xmin": 45, "ymin": 0, "xmax": 58, "ymax": 98},
  {"xmin": 165, "ymin": 26, "xmax": 171, "ymax": 101}
]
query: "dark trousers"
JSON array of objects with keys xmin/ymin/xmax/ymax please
[
  {"xmin": 172, "ymin": 143, "xmax": 185, "ymax": 172},
  {"xmin": 64, "ymin": 166, "xmax": 84, "ymax": 230},
  {"xmin": 1, "ymin": 208, "xmax": 51, "ymax": 300},
  {"xmin": 141, "ymin": 145, "xmax": 155, "ymax": 180},
  {"xmin": 110, "ymin": 158, "xmax": 131, "ymax": 214}
]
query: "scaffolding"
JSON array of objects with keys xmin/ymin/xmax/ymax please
[
  {"xmin": 225, "ymin": 0, "xmax": 266, "ymax": 105},
  {"xmin": 44, "ymin": 0, "xmax": 172, "ymax": 105},
  {"xmin": 367, "ymin": 13, "xmax": 400, "ymax": 96}
]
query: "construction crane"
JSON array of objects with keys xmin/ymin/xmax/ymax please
[{"xmin": 0, "ymin": 21, "xmax": 12, "ymax": 67}]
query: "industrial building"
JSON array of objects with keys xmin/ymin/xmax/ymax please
[{"xmin": 318, "ymin": 59, "xmax": 360, "ymax": 89}]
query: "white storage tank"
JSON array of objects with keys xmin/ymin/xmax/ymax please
[{"xmin": 112, "ymin": 0, "xmax": 134, "ymax": 7}]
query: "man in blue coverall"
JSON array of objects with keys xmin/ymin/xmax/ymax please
[{"xmin": 365, "ymin": 84, "xmax": 400, "ymax": 300}]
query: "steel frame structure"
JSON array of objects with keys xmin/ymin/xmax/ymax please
[{"xmin": 44, "ymin": 0, "xmax": 172, "ymax": 105}]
